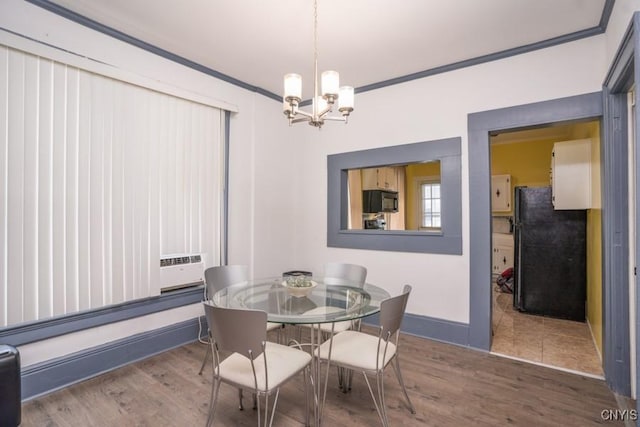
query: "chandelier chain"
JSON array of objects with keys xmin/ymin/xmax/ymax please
[{"xmin": 314, "ymin": 0, "xmax": 318, "ymax": 67}]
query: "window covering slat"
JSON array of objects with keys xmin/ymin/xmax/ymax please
[
  {"xmin": 7, "ymin": 49, "xmax": 25, "ymax": 326},
  {"xmin": 0, "ymin": 46, "xmax": 8, "ymax": 326}
]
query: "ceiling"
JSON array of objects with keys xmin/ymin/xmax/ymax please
[{"xmin": 43, "ymin": 0, "xmax": 610, "ymax": 101}]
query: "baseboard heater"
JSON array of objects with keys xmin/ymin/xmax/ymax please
[{"xmin": 160, "ymin": 254, "xmax": 204, "ymax": 293}]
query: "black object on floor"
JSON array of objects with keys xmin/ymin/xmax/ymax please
[{"xmin": 0, "ymin": 344, "xmax": 21, "ymax": 427}]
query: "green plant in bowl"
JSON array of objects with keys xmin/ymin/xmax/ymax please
[
  {"xmin": 282, "ymin": 276, "xmax": 317, "ymax": 297},
  {"xmin": 286, "ymin": 276, "xmax": 313, "ymax": 288}
]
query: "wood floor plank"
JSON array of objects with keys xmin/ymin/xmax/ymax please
[{"xmin": 21, "ymin": 330, "xmax": 630, "ymax": 426}]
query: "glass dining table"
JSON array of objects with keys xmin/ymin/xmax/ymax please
[{"xmin": 210, "ymin": 277, "xmax": 390, "ymax": 426}]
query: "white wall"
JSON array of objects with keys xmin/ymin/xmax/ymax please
[{"xmin": 291, "ymin": 35, "xmax": 608, "ymax": 323}]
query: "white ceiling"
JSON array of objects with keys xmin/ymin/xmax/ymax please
[{"xmin": 48, "ymin": 0, "xmax": 608, "ymax": 101}]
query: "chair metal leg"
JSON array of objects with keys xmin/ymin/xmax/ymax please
[
  {"xmin": 362, "ymin": 372, "xmax": 388, "ymax": 427},
  {"xmin": 337, "ymin": 366, "xmax": 345, "ymax": 391},
  {"xmin": 204, "ymin": 342, "xmax": 244, "ymax": 411},
  {"xmin": 392, "ymin": 356, "xmax": 416, "ymax": 414},
  {"xmin": 346, "ymin": 368, "xmax": 354, "ymax": 391},
  {"xmin": 376, "ymin": 371, "xmax": 389, "ymax": 427},
  {"xmin": 206, "ymin": 378, "xmax": 222, "ymax": 427},
  {"xmin": 198, "ymin": 343, "xmax": 211, "ymax": 375},
  {"xmin": 267, "ymin": 389, "xmax": 280, "ymax": 427},
  {"xmin": 304, "ymin": 366, "xmax": 310, "ymax": 427}
]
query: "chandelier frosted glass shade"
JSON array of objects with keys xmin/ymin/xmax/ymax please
[
  {"xmin": 321, "ymin": 70, "xmax": 339, "ymax": 97},
  {"xmin": 284, "ymin": 73, "xmax": 302, "ymax": 102}
]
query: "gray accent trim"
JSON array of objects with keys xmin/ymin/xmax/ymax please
[
  {"xmin": 602, "ymin": 89, "xmax": 631, "ymax": 397},
  {"xmin": 24, "ymin": 0, "xmax": 280, "ymax": 101},
  {"xmin": 0, "ymin": 286, "xmax": 203, "ymax": 347},
  {"xmin": 327, "ymin": 138, "xmax": 462, "ymax": 254},
  {"xmin": 602, "ymin": 10, "xmax": 638, "ymax": 398},
  {"xmin": 634, "ymin": 12, "xmax": 640, "ymax": 420},
  {"xmin": 357, "ymin": 27, "xmax": 606, "ymax": 95},
  {"xmin": 363, "ymin": 312, "xmax": 469, "ymax": 348},
  {"xmin": 400, "ymin": 313, "xmax": 469, "ymax": 347},
  {"xmin": 600, "ymin": 0, "xmax": 616, "ymax": 31},
  {"xmin": 25, "ymin": 0, "xmax": 613, "ymax": 103},
  {"xmin": 21, "ymin": 318, "xmax": 202, "ymax": 400},
  {"xmin": 604, "ymin": 20, "xmax": 635, "ymax": 91},
  {"xmin": 467, "ymin": 92, "xmax": 603, "ymax": 352}
]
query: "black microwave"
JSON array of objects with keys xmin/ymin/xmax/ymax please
[{"xmin": 362, "ymin": 190, "xmax": 398, "ymax": 213}]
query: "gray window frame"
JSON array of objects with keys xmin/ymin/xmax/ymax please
[{"xmin": 327, "ymin": 138, "xmax": 462, "ymax": 254}]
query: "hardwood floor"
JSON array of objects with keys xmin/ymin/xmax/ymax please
[{"xmin": 22, "ymin": 328, "xmax": 629, "ymax": 426}]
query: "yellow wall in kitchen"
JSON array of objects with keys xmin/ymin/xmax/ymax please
[
  {"xmin": 573, "ymin": 121, "xmax": 602, "ymax": 356},
  {"xmin": 491, "ymin": 139, "xmax": 555, "ymax": 189}
]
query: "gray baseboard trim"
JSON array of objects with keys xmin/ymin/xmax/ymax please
[
  {"xmin": 364, "ymin": 312, "xmax": 471, "ymax": 348},
  {"xmin": 1, "ymin": 286, "xmax": 203, "ymax": 347},
  {"xmin": 21, "ymin": 317, "xmax": 203, "ymax": 400}
]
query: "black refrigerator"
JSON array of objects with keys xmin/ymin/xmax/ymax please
[{"xmin": 513, "ymin": 186, "xmax": 587, "ymax": 321}]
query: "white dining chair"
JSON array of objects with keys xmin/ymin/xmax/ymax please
[
  {"xmin": 203, "ymin": 303, "xmax": 312, "ymax": 427},
  {"xmin": 304, "ymin": 262, "xmax": 367, "ymax": 333},
  {"xmin": 314, "ymin": 285, "xmax": 416, "ymax": 427},
  {"xmin": 301, "ymin": 262, "xmax": 367, "ymax": 392},
  {"xmin": 199, "ymin": 264, "xmax": 283, "ymax": 411}
]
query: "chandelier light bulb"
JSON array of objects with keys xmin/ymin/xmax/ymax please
[
  {"xmin": 321, "ymin": 70, "xmax": 339, "ymax": 98},
  {"xmin": 338, "ymin": 86, "xmax": 354, "ymax": 111},
  {"xmin": 284, "ymin": 73, "xmax": 302, "ymax": 101}
]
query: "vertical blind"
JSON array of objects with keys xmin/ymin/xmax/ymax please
[{"xmin": 0, "ymin": 45, "xmax": 223, "ymax": 327}]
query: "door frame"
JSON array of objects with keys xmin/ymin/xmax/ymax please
[
  {"xmin": 601, "ymin": 12, "xmax": 640, "ymax": 398},
  {"xmin": 468, "ymin": 89, "xmax": 632, "ymax": 395}
]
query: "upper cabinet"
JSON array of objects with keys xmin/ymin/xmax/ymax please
[
  {"xmin": 362, "ymin": 167, "xmax": 398, "ymax": 191},
  {"xmin": 491, "ymin": 174, "xmax": 511, "ymax": 213},
  {"xmin": 551, "ymin": 139, "xmax": 591, "ymax": 210}
]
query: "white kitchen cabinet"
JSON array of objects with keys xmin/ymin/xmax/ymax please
[
  {"xmin": 492, "ymin": 233, "xmax": 514, "ymax": 276},
  {"xmin": 551, "ymin": 139, "xmax": 591, "ymax": 210},
  {"xmin": 362, "ymin": 167, "xmax": 397, "ymax": 191},
  {"xmin": 491, "ymin": 174, "xmax": 511, "ymax": 213}
]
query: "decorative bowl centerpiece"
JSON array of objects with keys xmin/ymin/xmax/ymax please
[{"xmin": 282, "ymin": 276, "xmax": 317, "ymax": 297}]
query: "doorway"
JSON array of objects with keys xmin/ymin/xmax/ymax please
[
  {"xmin": 467, "ymin": 91, "xmax": 633, "ymax": 396},
  {"xmin": 488, "ymin": 121, "xmax": 603, "ymax": 376}
]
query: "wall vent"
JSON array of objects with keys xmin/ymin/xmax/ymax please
[{"xmin": 160, "ymin": 254, "xmax": 204, "ymax": 292}]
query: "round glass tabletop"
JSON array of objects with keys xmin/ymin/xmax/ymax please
[{"xmin": 210, "ymin": 277, "xmax": 390, "ymax": 324}]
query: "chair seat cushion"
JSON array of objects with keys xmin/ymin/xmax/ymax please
[
  {"xmin": 217, "ymin": 342, "xmax": 311, "ymax": 392},
  {"xmin": 302, "ymin": 306, "xmax": 353, "ymax": 333},
  {"xmin": 266, "ymin": 322, "xmax": 282, "ymax": 331},
  {"xmin": 314, "ymin": 330, "xmax": 396, "ymax": 371}
]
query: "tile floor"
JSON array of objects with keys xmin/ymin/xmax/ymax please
[{"xmin": 491, "ymin": 285, "xmax": 604, "ymax": 376}]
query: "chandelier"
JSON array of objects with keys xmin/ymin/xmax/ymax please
[{"xmin": 283, "ymin": 0, "xmax": 354, "ymax": 128}]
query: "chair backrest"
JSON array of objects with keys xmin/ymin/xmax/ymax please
[
  {"xmin": 323, "ymin": 262, "xmax": 367, "ymax": 287},
  {"xmin": 203, "ymin": 302, "xmax": 267, "ymax": 360},
  {"xmin": 379, "ymin": 285, "xmax": 411, "ymax": 341},
  {"xmin": 204, "ymin": 265, "xmax": 249, "ymax": 300}
]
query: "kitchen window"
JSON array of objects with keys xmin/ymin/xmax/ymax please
[{"xmin": 419, "ymin": 180, "xmax": 441, "ymax": 230}]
